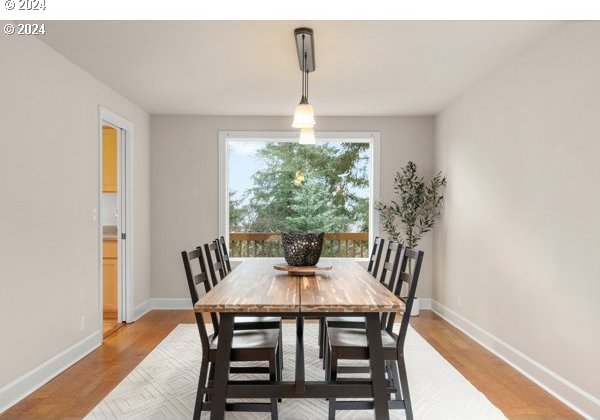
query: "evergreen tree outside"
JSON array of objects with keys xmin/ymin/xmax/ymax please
[
  {"xmin": 285, "ymin": 175, "xmax": 348, "ymax": 232},
  {"xmin": 228, "ymin": 190, "xmax": 250, "ymax": 232},
  {"xmin": 228, "ymin": 140, "xmax": 370, "ymax": 234}
]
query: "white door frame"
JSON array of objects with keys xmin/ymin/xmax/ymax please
[{"xmin": 98, "ymin": 106, "xmax": 135, "ymax": 328}]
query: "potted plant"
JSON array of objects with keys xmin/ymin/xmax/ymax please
[{"xmin": 376, "ymin": 161, "xmax": 446, "ymax": 315}]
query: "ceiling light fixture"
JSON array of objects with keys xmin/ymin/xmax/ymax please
[
  {"xmin": 292, "ymin": 28, "xmax": 316, "ymax": 144},
  {"xmin": 299, "ymin": 127, "xmax": 315, "ymax": 145}
]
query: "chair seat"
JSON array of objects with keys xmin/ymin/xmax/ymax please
[
  {"xmin": 209, "ymin": 328, "xmax": 280, "ymax": 350},
  {"xmin": 328, "ymin": 327, "xmax": 398, "ymax": 359}
]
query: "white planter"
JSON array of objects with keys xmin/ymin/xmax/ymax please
[{"xmin": 410, "ymin": 297, "xmax": 420, "ymax": 316}]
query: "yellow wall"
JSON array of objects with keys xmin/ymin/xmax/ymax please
[
  {"xmin": 102, "ymin": 240, "xmax": 118, "ymax": 316},
  {"xmin": 102, "ymin": 126, "xmax": 117, "ymax": 192}
]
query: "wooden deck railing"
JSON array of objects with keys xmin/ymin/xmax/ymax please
[{"xmin": 229, "ymin": 232, "xmax": 370, "ymax": 258}]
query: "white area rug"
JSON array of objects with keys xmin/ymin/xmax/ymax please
[{"xmin": 86, "ymin": 323, "xmax": 506, "ymax": 419}]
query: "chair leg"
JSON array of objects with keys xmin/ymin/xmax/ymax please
[
  {"xmin": 322, "ymin": 322, "xmax": 329, "ymax": 369},
  {"xmin": 278, "ymin": 324, "xmax": 284, "ymax": 370},
  {"xmin": 387, "ymin": 360, "xmax": 402, "ymax": 401},
  {"xmin": 275, "ymin": 347, "xmax": 281, "ymax": 382},
  {"xmin": 324, "ymin": 343, "xmax": 331, "ymax": 382},
  {"xmin": 274, "ymin": 346, "xmax": 282, "ymax": 403},
  {"xmin": 193, "ymin": 357, "xmax": 209, "ymax": 420},
  {"xmin": 269, "ymin": 352, "xmax": 279, "ymax": 420},
  {"xmin": 206, "ymin": 361, "xmax": 215, "ymax": 402},
  {"xmin": 397, "ymin": 356, "xmax": 413, "ymax": 420},
  {"xmin": 328, "ymin": 350, "xmax": 337, "ymax": 420},
  {"xmin": 318, "ymin": 317, "xmax": 324, "ymax": 358}
]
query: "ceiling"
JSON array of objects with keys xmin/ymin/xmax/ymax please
[{"xmin": 39, "ymin": 21, "xmax": 562, "ymax": 115}]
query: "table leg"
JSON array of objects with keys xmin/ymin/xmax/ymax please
[
  {"xmin": 210, "ymin": 313, "xmax": 234, "ymax": 419},
  {"xmin": 295, "ymin": 316, "xmax": 305, "ymax": 394},
  {"xmin": 365, "ymin": 312, "xmax": 389, "ymax": 420}
]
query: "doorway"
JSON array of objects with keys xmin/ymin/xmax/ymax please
[
  {"xmin": 99, "ymin": 107, "xmax": 134, "ymax": 339},
  {"xmin": 101, "ymin": 125, "xmax": 122, "ymax": 337}
]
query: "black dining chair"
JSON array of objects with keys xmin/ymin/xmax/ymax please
[
  {"xmin": 317, "ymin": 237, "xmax": 388, "ymax": 360},
  {"xmin": 325, "ymin": 247, "xmax": 424, "ymax": 420},
  {"xmin": 203, "ymin": 240, "xmax": 284, "ymax": 369},
  {"xmin": 320, "ymin": 241, "xmax": 403, "ymax": 367},
  {"xmin": 182, "ymin": 247, "xmax": 281, "ymax": 420}
]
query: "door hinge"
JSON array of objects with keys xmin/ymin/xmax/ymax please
[{"xmin": 121, "ymin": 232, "xmax": 127, "ymax": 240}]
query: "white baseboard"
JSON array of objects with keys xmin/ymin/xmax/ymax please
[
  {"xmin": 133, "ymin": 298, "xmax": 153, "ymax": 320},
  {"xmin": 0, "ymin": 331, "xmax": 101, "ymax": 415},
  {"xmin": 0, "ymin": 298, "xmax": 190, "ymax": 414},
  {"xmin": 151, "ymin": 298, "xmax": 193, "ymax": 309},
  {"xmin": 430, "ymin": 300, "xmax": 599, "ymax": 419},
  {"xmin": 134, "ymin": 298, "xmax": 192, "ymax": 320}
]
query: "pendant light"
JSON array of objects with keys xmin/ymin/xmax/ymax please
[
  {"xmin": 299, "ymin": 127, "xmax": 315, "ymax": 145},
  {"xmin": 292, "ymin": 28, "xmax": 316, "ymax": 142}
]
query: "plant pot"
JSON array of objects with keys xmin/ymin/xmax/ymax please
[
  {"xmin": 410, "ymin": 297, "xmax": 420, "ymax": 316},
  {"xmin": 281, "ymin": 232, "xmax": 324, "ymax": 266}
]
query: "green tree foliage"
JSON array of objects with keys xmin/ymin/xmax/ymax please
[
  {"xmin": 231, "ymin": 141, "xmax": 369, "ymax": 233},
  {"xmin": 228, "ymin": 190, "xmax": 250, "ymax": 232},
  {"xmin": 285, "ymin": 176, "xmax": 348, "ymax": 232},
  {"xmin": 377, "ymin": 161, "xmax": 446, "ymax": 248}
]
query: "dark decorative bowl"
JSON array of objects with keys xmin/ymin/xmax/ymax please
[{"xmin": 281, "ymin": 232, "xmax": 324, "ymax": 266}]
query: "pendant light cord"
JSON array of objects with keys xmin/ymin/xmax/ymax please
[
  {"xmin": 305, "ymin": 53, "xmax": 309, "ymax": 100},
  {"xmin": 301, "ymin": 34, "xmax": 306, "ymax": 101}
]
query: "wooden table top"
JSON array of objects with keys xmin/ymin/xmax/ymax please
[
  {"xmin": 194, "ymin": 258, "xmax": 404, "ymax": 314},
  {"xmin": 299, "ymin": 259, "xmax": 404, "ymax": 313},
  {"xmin": 194, "ymin": 259, "xmax": 300, "ymax": 313}
]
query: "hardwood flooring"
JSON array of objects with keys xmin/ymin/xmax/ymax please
[
  {"xmin": 102, "ymin": 319, "xmax": 124, "ymax": 339},
  {"xmin": 0, "ymin": 310, "xmax": 581, "ymax": 419},
  {"xmin": 410, "ymin": 312, "xmax": 581, "ymax": 419}
]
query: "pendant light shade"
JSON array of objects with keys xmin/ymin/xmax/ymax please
[
  {"xmin": 299, "ymin": 127, "xmax": 316, "ymax": 145},
  {"xmin": 292, "ymin": 101, "xmax": 315, "ymax": 128}
]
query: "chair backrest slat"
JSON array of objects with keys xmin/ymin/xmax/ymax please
[
  {"xmin": 181, "ymin": 246, "xmax": 220, "ymax": 350},
  {"xmin": 213, "ymin": 238, "xmax": 230, "ymax": 276},
  {"xmin": 378, "ymin": 241, "xmax": 402, "ymax": 292},
  {"xmin": 385, "ymin": 248, "xmax": 424, "ymax": 353},
  {"xmin": 367, "ymin": 237, "xmax": 385, "ymax": 278},
  {"xmin": 192, "ymin": 272, "xmax": 209, "ymax": 286},
  {"xmin": 218, "ymin": 236, "xmax": 232, "ymax": 272},
  {"xmin": 203, "ymin": 241, "xmax": 226, "ymax": 287},
  {"xmin": 378, "ymin": 242, "xmax": 403, "ymax": 328}
]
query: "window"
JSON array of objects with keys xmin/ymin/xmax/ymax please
[{"xmin": 219, "ymin": 131, "xmax": 380, "ymax": 258}]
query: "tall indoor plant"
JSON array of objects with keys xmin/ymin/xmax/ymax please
[
  {"xmin": 376, "ymin": 161, "xmax": 446, "ymax": 315},
  {"xmin": 377, "ymin": 161, "xmax": 446, "ymax": 258},
  {"xmin": 377, "ymin": 161, "xmax": 446, "ymax": 249}
]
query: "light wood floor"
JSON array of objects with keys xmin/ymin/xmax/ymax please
[
  {"xmin": 102, "ymin": 318, "xmax": 124, "ymax": 339},
  {"xmin": 0, "ymin": 310, "xmax": 581, "ymax": 419}
]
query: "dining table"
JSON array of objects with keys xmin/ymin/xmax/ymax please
[{"xmin": 194, "ymin": 258, "xmax": 405, "ymax": 420}]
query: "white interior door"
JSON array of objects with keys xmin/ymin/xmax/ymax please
[
  {"xmin": 117, "ymin": 126, "xmax": 127, "ymax": 323},
  {"xmin": 99, "ymin": 107, "xmax": 134, "ymax": 330}
]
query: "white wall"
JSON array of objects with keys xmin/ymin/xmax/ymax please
[
  {"xmin": 101, "ymin": 193, "xmax": 117, "ymax": 226},
  {"xmin": 434, "ymin": 22, "xmax": 600, "ymax": 417},
  {"xmin": 151, "ymin": 116, "xmax": 435, "ymax": 300},
  {"xmin": 0, "ymin": 32, "xmax": 151, "ymax": 399}
]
